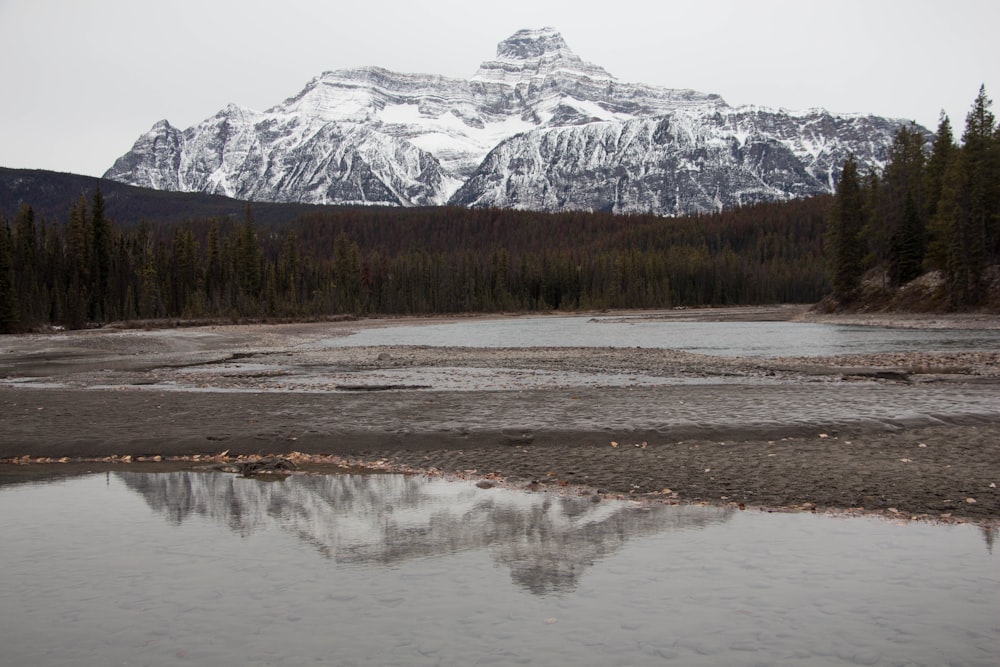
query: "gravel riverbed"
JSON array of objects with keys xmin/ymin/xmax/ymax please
[{"xmin": 2, "ymin": 307, "xmax": 998, "ymax": 521}]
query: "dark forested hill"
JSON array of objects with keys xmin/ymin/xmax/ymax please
[{"xmin": 0, "ymin": 167, "xmax": 327, "ymax": 226}]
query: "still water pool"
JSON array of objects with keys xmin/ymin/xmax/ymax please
[
  {"xmin": 2, "ymin": 471, "xmax": 996, "ymax": 666},
  {"xmin": 319, "ymin": 315, "xmax": 1000, "ymax": 357}
]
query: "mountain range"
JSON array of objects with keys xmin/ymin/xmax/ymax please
[{"xmin": 105, "ymin": 28, "xmax": 917, "ymax": 216}]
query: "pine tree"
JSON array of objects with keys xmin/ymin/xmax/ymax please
[
  {"xmin": 924, "ymin": 114, "xmax": 957, "ymax": 270},
  {"xmin": 64, "ymin": 196, "xmax": 92, "ymax": 328},
  {"xmin": 169, "ymin": 227, "xmax": 200, "ymax": 315},
  {"xmin": 234, "ymin": 204, "xmax": 262, "ymax": 309},
  {"xmin": 880, "ymin": 125, "xmax": 927, "ymax": 286},
  {"xmin": 829, "ymin": 155, "xmax": 865, "ymax": 303},
  {"xmin": 42, "ymin": 221, "xmax": 63, "ymax": 323},
  {"xmin": 925, "ymin": 115, "xmax": 955, "ymax": 219},
  {"xmin": 892, "ymin": 194, "xmax": 924, "ymax": 284},
  {"xmin": 12, "ymin": 204, "xmax": 41, "ymax": 325},
  {"xmin": 138, "ymin": 258, "xmax": 160, "ymax": 319},
  {"xmin": 277, "ymin": 229, "xmax": 301, "ymax": 310},
  {"xmin": 0, "ymin": 217, "xmax": 19, "ymax": 333},
  {"xmin": 332, "ymin": 232, "xmax": 362, "ymax": 312},
  {"xmin": 90, "ymin": 186, "xmax": 112, "ymax": 320},
  {"xmin": 204, "ymin": 221, "xmax": 223, "ymax": 310},
  {"xmin": 860, "ymin": 169, "xmax": 883, "ymax": 287},
  {"xmin": 946, "ymin": 86, "xmax": 999, "ymax": 305}
]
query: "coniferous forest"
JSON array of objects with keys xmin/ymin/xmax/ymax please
[
  {"xmin": 1, "ymin": 88, "xmax": 997, "ymax": 334},
  {"xmin": 827, "ymin": 86, "xmax": 1000, "ymax": 310},
  {"xmin": 0, "ymin": 193, "xmax": 830, "ymax": 333}
]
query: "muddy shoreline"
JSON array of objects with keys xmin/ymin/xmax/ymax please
[{"xmin": 2, "ymin": 307, "xmax": 998, "ymax": 521}]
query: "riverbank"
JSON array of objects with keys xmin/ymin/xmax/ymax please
[{"xmin": 2, "ymin": 308, "xmax": 998, "ymax": 521}]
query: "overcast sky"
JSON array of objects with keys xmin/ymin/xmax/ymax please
[{"xmin": 1, "ymin": 0, "xmax": 997, "ymax": 178}]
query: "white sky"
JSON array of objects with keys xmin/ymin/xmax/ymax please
[{"xmin": 1, "ymin": 0, "xmax": 997, "ymax": 177}]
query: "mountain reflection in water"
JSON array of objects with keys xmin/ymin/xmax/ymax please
[{"xmin": 117, "ymin": 471, "xmax": 732, "ymax": 595}]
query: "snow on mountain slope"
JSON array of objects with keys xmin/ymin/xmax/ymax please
[
  {"xmin": 450, "ymin": 106, "xmax": 904, "ymax": 215},
  {"xmin": 105, "ymin": 28, "xmax": 917, "ymax": 215}
]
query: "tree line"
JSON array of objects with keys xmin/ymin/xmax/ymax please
[
  {"xmin": 0, "ymin": 190, "xmax": 831, "ymax": 332},
  {"xmin": 828, "ymin": 86, "xmax": 1000, "ymax": 308}
]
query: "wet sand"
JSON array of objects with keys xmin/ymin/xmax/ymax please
[{"xmin": 2, "ymin": 307, "xmax": 998, "ymax": 521}]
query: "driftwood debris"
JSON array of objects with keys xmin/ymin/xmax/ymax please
[
  {"xmin": 236, "ymin": 456, "xmax": 298, "ymax": 476},
  {"xmin": 334, "ymin": 384, "xmax": 431, "ymax": 392}
]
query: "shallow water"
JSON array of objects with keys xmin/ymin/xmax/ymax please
[
  {"xmin": 2, "ymin": 472, "xmax": 996, "ymax": 666},
  {"xmin": 319, "ymin": 316, "xmax": 1000, "ymax": 357}
]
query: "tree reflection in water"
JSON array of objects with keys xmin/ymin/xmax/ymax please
[{"xmin": 117, "ymin": 471, "xmax": 733, "ymax": 595}]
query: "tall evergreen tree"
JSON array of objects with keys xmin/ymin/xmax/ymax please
[
  {"xmin": 138, "ymin": 256, "xmax": 161, "ymax": 319},
  {"xmin": 234, "ymin": 204, "xmax": 262, "ymax": 307},
  {"xmin": 204, "ymin": 221, "xmax": 223, "ymax": 310},
  {"xmin": 924, "ymin": 114, "xmax": 955, "ymax": 219},
  {"xmin": 859, "ymin": 169, "xmax": 883, "ymax": 287},
  {"xmin": 945, "ymin": 86, "xmax": 999, "ymax": 305},
  {"xmin": 12, "ymin": 204, "xmax": 41, "ymax": 325},
  {"xmin": 90, "ymin": 186, "xmax": 112, "ymax": 320},
  {"xmin": 64, "ymin": 196, "xmax": 92, "ymax": 327},
  {"xmin": 924, "ymin": 113, "xmax": 957, "ymax": 270},
  {"xmin": 892, "ymin": 194, "xmax": 924, "ymax": 284},
  {"xmin": 0, "ymin": 217, "xmax": 19, "ymax": 333},
  {"xmin": 332, "ymin": 232, "xmax": 362, "ymax": 312},
  {"xmin": 829, "ymin": 155, "xmax": 865, "ymax": 303},
  {"xmin": 879, "ymin": 124, "xmax": 927, "ymax": 286},
  {"xmin": 277, "ymin": 229, "xmax": 301, "ymax": 310}
]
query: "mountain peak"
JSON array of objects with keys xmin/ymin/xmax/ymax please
[
  {"xmin": 105, "ymin": 29, "xmax": 912, "ymax": 216},
  {"xmin": 473, "ymin": 28, "xmax": 614, "ymax": 84},
  {"xmin": 495, "ymin": 27, "xmax": 570, "ymax": 59}
]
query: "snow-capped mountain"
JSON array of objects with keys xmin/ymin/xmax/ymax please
[
  {"xmin": 105, "ymin": 28, "xmax": 915, "ymax": 216},
  {"xmin": 450, "ymin": 107, "xmax": 907, "ymax": 213}
]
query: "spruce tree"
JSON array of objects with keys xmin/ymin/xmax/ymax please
[
  {"xmin": 138, "ymin": 258, "xmax": 160, "ymax": 319},
  {"xmin": 204, "ymin": 221, "xmax": 223, "ymax": 310},
  {"xmin": 892, "ymin": 194, "xmax": 924, "ymax": 284},
  {"xmin": 90, "ymin": 186, "xmax": 112, "ymax": 320},
  {"xmin": 332, "ymin": 232, "xmax": 362, "ymax": 312},
  {"xmin": 234, "ymin": 204, "xmax": 262, "ymax": 308},
  {"xmin": 925, "ymin": 114, "xmax": 955, "ymax": 220},
  {"xmin": 924, "ymin": 114, "xmax": 956, "ymax": 270},
  {"xmin": 881, "ymin": 125, "xmax": 927, "ymax": 286},
  {"xmin": 860, "ymin": 169, "xmax": 883, "ymax": 287},
  {"xmin": 0, "ymin": 218, "xmax": 19, "ymax": 333},
  {"xmin": 950, "ymin": 85, "xmax": 998, "ymax": 305},
  {"xmin": 12, "ymin": 205, "xmax": 40, "ymax": 325},
  {"xmin": 937, "ymin": 155, "xmax": 970, "ymax": 304},
  {"xmin": 829, "ymin": 155, "xmax": 865, "ymax": 303},
  {"xmin": 64, "ymin": 196, "xmax": 92, "ymax": 328},
  {"xmin": 278, "ymin": 230, "xmax": 301, "ymax": 309}
]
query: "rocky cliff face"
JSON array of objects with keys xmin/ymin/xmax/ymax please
[
  {"xmin": 450, "ymin": 107, "xmax": 905, "ymax": 214},
  {"xmin": 105, "ymin": 28, "xmax": 915, "ymax": 215}
]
